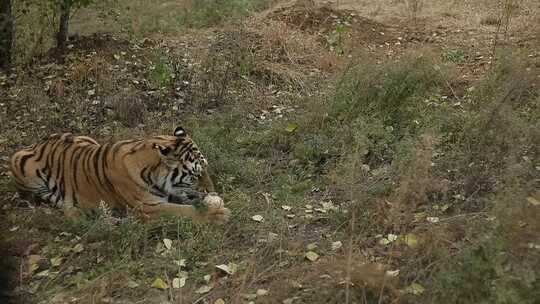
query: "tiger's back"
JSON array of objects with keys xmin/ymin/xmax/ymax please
[{"xmin": 10, "ymin": 133, "xmax": 102, "ymax": 209}]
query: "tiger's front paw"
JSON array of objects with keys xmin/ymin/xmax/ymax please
[{"xmin": 193, "ymin": 194, "xmax": 230, "ymax": 224}]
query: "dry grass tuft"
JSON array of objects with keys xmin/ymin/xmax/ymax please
[{"xmin": 109, "ymin": 90, "xmax": 147, "ymax": 127}]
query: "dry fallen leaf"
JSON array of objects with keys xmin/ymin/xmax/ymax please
[
  {"xmin": 426, "ymin": 217, "xmax": 440, "ymax": 223},
  {"xmin": 27, "ymin": 255, "xmax": 42, "ymax": 274},
  {"xmin": 306, "ymin": 243, "xmax": 318, "ymax": 250},
  {"xmin": 72, "ymin": 244, "xmax": 84, "ymax": 253},
  {"xmin": 281, "ymin": 205, "xmax": 292, "ymax": 211},
  {"xmin": 379, "ymin": 234, "xmax": 398, "ymax": 245},
  {"xmin": 50, "ymin": 257, "xmax": 64, "ymax": 267},
  {"xmin": 526, "ymin": 196, "xmax": 540, "ymax": 206},
  {"xmin": 195, "ymin": 285, "xmax": 213, "ymax": 294},
  {"xmin": 331, "ymin": 241, "xmax": 343, "ymax": 251},
  {"xmin": 35, "ymin": 269, "xmax": 50, "ymax": 277},
  {"xmin": 214, "ymin": 299, "xmax": 225, "ymax": 304},
  {"xmin": 305, "ymin": 251, "xmax": 319, "ymax": 262},
  {"xmin": 127, "ymin": 281, "xmax": 139, "ymax": 288},
  {"xmin": 401, "ymin": 233, "xmax": 419, "ymax": 248},
  {"xmin": 174, "ymin": 259, "xmax": 186, "ymax": 267},
  {"xmin": 163, "ymin": 238, "xmax": 172, "ymax": 250},
  {"xmin": 385, "ymin": 269, "xmax": 400, "ymax": 277},
  {"xmin": 256, "ymin": 289, "xmax": 269, "ymax": 296},
  {"xmin": 215, "ymin": 262, "xmax": 238, "ymax": 275},
  {"xmin": 267, "ymin": 232, "xmax": 279, "ymax": 242},
  {"xmin": 172, "ymin": 277, "xmax": 186, "ymax": 289},
  {"xmin": 151, "ymin": 278, "xmax": 168, "ymax": 290},
  {"xmin": 252, "ymin": 215, "xmax": 264, "ymax": 222},
  {"xmin": 243, "ymin": 294, "xmax": 257, "ymax": 301}
]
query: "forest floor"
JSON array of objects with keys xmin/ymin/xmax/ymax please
[{"xmin": 0, "ymin": 0, "xmax": 539, "ymax": 303}]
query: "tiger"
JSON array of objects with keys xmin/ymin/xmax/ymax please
[{"xmin": 9, "ymin": 127, "xmax": 230, "ymax": 223}]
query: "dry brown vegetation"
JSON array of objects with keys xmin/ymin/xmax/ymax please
[{"xmin": 1, "ymin": 0, "xmax": 539, "ymax": 303}]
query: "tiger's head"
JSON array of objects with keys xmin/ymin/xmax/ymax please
[{"xmin": 151, "ymin": 127, "xmax": 209, "ymax": 191}]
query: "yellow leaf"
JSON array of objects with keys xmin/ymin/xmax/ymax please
[
  {"xmin": 50, "ymin": 257, "xmax": 64, "ymax": 267},
  {"xmin": 151, "ymin": 277, "xmax": 169, "ymax": 290},
  {"xmin": 27, "ymin": 255, "xmax": 42, "ymax": 274},
  {"xmin": 405, "ymin": 283, "xmax": 425, "ymax": 295},
  {"xmin": 285, "ymin": 123, "xmax": 298, "ymax": 133},
  {"xmin": 526, "ymin": 196, "xmax": 540, "ymax": 206},
  {"xmin": 214, "ymin": 299, "xmax": 226, "ymax": 304},
  {"xmin": 401, "ymin": 234, "xmax": 419, "ymax": 248},
  {"xmin": 305, "ymin": 251, "xmax": 319, "ymax": 262}
]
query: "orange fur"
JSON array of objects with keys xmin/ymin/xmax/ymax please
[{"xmin": 10, "ymin": 128, "xmax": 230, "ymax": 223}]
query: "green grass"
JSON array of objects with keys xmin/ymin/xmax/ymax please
[{"xmin": 176, "ymin": 0, "xmax": 271, "ymax": 28}]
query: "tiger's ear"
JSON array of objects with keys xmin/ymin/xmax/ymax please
[
  {"xmin": 174, "ymin": 126, "xmax": 186, "ymax": 137},
  {"xmin": 153, "ymin": 143, "xmax": 172, "ymax": 156}
]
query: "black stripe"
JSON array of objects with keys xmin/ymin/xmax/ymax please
[
  {"xmin": 36, "ymin": 169, "xmax": 46, "ymax": 183},
  {"xmin": 45, "ymin": 139, "xmax": 64, "ymax": 173},
  {"xmin": 140, "ymin": 166, "xmax": 151, "ymax": 184},
  {"xmin": 111, "ymin": 140, "xmax": 137, "ymax": 161},
  {"xmin": 151, "ymin": 186, "xmax": 167, "ymax": 197},
  {"xmin": 18, "ymin": 153, "xmax": 34, "ymax": 177},
  {"xmin": 129, "ymin": 142, "xmax": 145, "ymax": 153},
  {"xmin": 67, "ymin": 145, "xmax": 85, "ymax": 200},
  {"xmin": 56, "ymin": 143, "xmax": 73, "ymax": 203},
  {"xmin": 33, "ymin": 140, "xmax": 50, "ymax": 163},
  {"xmin": 96, "ymin": 144, "xmax": 117, "ymax": 197},
  {"xmin": 173, "ymin": 171, "xmax": 189, "ymax": 187},
  {"xmin": 81, "ymin": 145, "xmax": 95, "ymax": 184},
  {"xmin": 170, "ymin": 167, "xmax": 180, "ymax": 183},
  {"xmin": 77, "ymin": 137, "xmax": 97, "ymax": 145},
  {"xmin": 92, "ymin": 145, "xmax": 104, "ymax": 187},
  {"xmin": 54, "ymin": 140, "xmax": 74, "ymax": 198},
  {"xmin": 177, "ymin": 143, "xmax": 192, "ymax": 157}
]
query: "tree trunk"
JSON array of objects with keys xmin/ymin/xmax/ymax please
[
  {"xmin": 56, "ymin": 0, "xmax": 71, "ymax": 51},
  {"xmin": 0, "ymin": 0, "xmax": 13, "ymax": 69}
]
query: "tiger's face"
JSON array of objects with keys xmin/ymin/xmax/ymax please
[{"xmin": 154, "ymin": 127, "xmax": 208, "ymax": 189}]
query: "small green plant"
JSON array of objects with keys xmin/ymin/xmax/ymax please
[
  {"xmin": 151, "ymin": 56, "xmax": 173, "ymax": 89},
  {"xmin": 325, "ymin": 17, "xmax": 350, "ymax": 55},
  {"xmin": 442, "ymin": 49, "xmax": 466, "ymax": 63}
]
